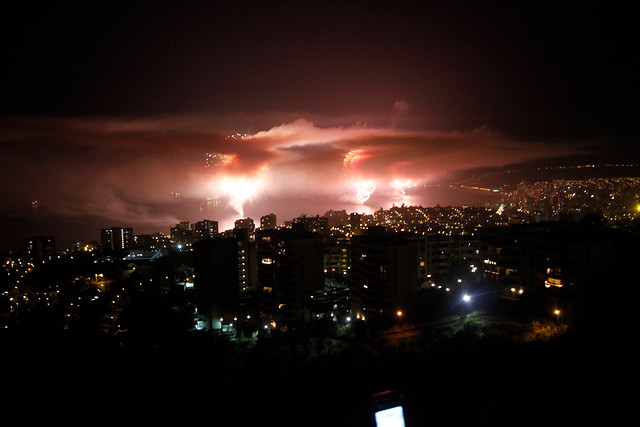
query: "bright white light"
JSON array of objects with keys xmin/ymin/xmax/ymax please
[
  {"xmin": 390, "ymin": 178, "xmax": 416, "ymax": 204},
  {"xmin": 463, "ymin": 294, "xmax": 471, "ymax": 303},
  {"xmin": 219, "ymin": 175, "xmax": 263, "ymax": 216},
  {"xmin": 391, "ymin": 178, "xmax": 412, "ymax": 191},
  {"xmin": 375, "ymin": 406, "xmax": 405, "ymax": 427},
  {"xmin": 391, "ymin": 178, "xmax": 413, "ymax": 196},
  {"xmin": 354, "ymin": 179, "xmax": 376, "ymax": 204}
]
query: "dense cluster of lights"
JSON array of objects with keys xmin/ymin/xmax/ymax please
[
  {"xmin": 504, "ymin": 176, "xmax": 640, "ymax": 221},
  {"xmin": 343, "ymin": 148, "xmax": 366, "ymax": 171},
  {"xmin": 225, "ymin": 133, "xmax": 249, "ymax": 140},
  {"xmin": 205, "ymin": 152, "xmax": 236, "ymax": 171},
  {"xmin": 368, "ymin": 205, "xmax": 511, "ymax": 236}
]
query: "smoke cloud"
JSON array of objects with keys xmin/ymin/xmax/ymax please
[{"xmin": 0, "ymin": 113, "xmax": 580, "ymax": 246}]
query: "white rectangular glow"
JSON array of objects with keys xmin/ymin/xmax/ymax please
[{"xmin": 375, "ymin": 406, "xmax": 405, "ymax": 427}]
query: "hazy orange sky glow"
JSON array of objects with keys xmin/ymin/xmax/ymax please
[
  {"xmin": 0, "ymin": 112, "xmax": 583, "ymax": 234},
  {"xmin": 1, "ymin": 2, "xmax": 635, "ymax": 251}
]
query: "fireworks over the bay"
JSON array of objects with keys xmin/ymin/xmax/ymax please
[
  {"xmin": 0, "ymin": 1, "xmax": 634, "ymax": 251},
  {"xmin": 0, "ymin": 112, "xmax": 585, "ymax": 237},
  {"xmin": 188, "ymin": 117, "xmax": 581, "ymax": 222},
  {"xmin": 1, "ymin": 112, "xmax": 585, "ymax": 233}
]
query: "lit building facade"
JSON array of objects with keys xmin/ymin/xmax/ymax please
[
  {"xmin": 195, "ymin": 219, "xmax": 218, "ymax": 240},
  {"xmin": 22, "ymin": 235, "xmax": 56, "ymax": 263},
  {"xmin": 423, "ymin": 234, "xmax": 481, "ymax": 281},
  {"xmin": 170, "ymin": 221, "xmax": 195, "ymax": 244},
  {"xmin": 256, "ymin": 228, "xmax": 324, "ymax": 330},
  {"xmin": 260, "ymin": 213, "xmax": 277, "ymax": 230},
  {"xmin": 101, "ymin": 227, "xmax": 133, "ymax": 252},
  {"xmin": 235, "ymin": 217, "xmax": 255, "ymax": 233},
  {"xmin": 323, "ymin": 237, "xmax": 350, "ymax": 281},
  {"xmin": 292, "ymin": 214, "xmax": 328, "ymax": 233}
]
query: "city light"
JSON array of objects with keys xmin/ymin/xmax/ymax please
[{"xmin": 1, "ymin": 5, "xmax": 634, "ymax": 424}]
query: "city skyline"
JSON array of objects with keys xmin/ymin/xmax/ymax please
[
  {"xmin": 3, "ymin": 4, "xmax": 636, "ymax": 424},
  {"xmin": 2, "ymin": 3, "xmax": 636, "ymax": 252}
]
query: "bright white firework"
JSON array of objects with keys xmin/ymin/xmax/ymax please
[
  {"xmin": 219, "ymin": 175, "xmax": 262, "ymax": 217},
  {"xmin": 391, "ymin": 178, "xmax": 415, "ymax": 203},
  {"xmin": 355, "ymin": 179, "xmax": 376, "ymax": 204}
]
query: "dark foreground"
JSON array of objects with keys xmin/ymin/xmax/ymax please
[{"xmin": 3, "ymin": 309, "xmax": 628, "ymax": 427}]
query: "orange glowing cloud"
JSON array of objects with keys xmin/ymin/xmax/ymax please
[{"xmin": 0, "ymin": 114, "xmax": 584, "ymax": 232}]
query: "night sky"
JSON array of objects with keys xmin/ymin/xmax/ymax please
[{"xmin": 1, "ymin": 1, "xmax": 636, "ymax": 252}]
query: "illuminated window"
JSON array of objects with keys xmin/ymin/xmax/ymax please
[{"xmin": 545, "ymin": 277, "xmax": 563, "ymax": 288}]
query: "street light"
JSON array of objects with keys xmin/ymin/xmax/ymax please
[
  {"xmin": 462, "ymin": 294, "xmax": 472, "ymax": 318},
  {"xmin": 554, "ymin": 308, "xmax": 561, "ymax": 326}
]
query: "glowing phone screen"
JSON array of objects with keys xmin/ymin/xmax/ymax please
[{"xmin": 374, "ymin": 405, "xmax": 405, "ymax": 427}]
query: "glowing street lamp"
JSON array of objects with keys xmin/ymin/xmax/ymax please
[
  {"xmin": 396, "ymin": 310, "xmax": 403, "ymax": 318},
  {"xmin": 462, "ymin": 294, "xmax": 472, "ymax": 317},
  {"xmin": 554, "ymin": 308, "xmax": 561, "ymax": 326}
]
